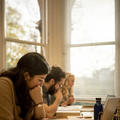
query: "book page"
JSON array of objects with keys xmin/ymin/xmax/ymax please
[{"xmin": 57, "ymin": 105, "xmax": 82, "ymax": 111}]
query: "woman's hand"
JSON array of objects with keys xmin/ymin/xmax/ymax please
[
  {"xmin": 29, "ymin": 85, "xmax": 43, "ymax": 104},
  {"xmin": 68, "ymin": 96, "xmax": 74, "ymax": 103},
  {"xmin": 60, "ymin": 96, "xmax": 74, "ymax": 106},
  {"xmin": 67, "ymin": 96, "xmax": 74, "ymax": 105},
  {"xmin": 60, "ymin": 102, "xmax": 67, "ymax": 107}
]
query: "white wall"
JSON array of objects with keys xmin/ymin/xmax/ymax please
[{"xmin": 47, "ymin": 0, "xmax": 66, "ymax": 69}]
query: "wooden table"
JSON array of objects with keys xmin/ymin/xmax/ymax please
[
  {"xmin": 51, "ymin": 117, "xmax": 93, "ymax": 120},
  {"xmin": 56, "ymin": 111, "xmax": 80, "ymax": 118},
  {"xmin": 67, "ymin": 116, "xmax": 93, "ymax": 120}
]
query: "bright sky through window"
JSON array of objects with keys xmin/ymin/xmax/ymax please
[
  {"xmin": 70, "ymin": 0, "xmax": 115, "ymax": 98},
  {"xmin": 71, "ymin": 0, "xmax": 115, "ymax": 44},
  {"xmin": 71, "ymin": 0, "xmax": 115, "ymax": 77}
]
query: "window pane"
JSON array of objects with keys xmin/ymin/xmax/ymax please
[
  {"xmin": 71, "ymin": 0, "xmax": 115, "ymax": 44},
  {"xmin": 70, "ymin": 45, "xmax": 115, "ymax": 98},
  {"xmin": 6, "ymin": 42, "xmax": 42, "ymax": 68},
  {"xmin": 5, "ymin": 0, "xmax": 41, "ymax": 42}
]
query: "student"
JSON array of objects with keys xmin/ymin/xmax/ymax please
[
  {"xmin": 42, "ymin": 66, "xmax": 65, "ymax": 118},
  {"xmin": 0, "ymin": 52, "xmax": 49, "ymax": 120},
  {"xmin": 60, "ymin": 73, "xmax": 75, "ymax": 107}
]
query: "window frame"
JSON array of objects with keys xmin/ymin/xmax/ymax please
[
  {"xmin": 0, "ymin": 0, "xmax": 48, "ymax": 70},
  {"xmin": 64, "ymin": 0, "xmax": 120, "ymax": 99}
]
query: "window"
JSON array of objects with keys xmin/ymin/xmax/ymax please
[
  {"xmin": 69, "ymin": 0, "xmax": 115, "ymax": 98},
  {"xmin": 5, "ymin": 0, "xmax": 47, "ymax": 68}
]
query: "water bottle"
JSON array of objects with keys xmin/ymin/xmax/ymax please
[{"xmin": 94, "ymin": 98, "xmax": 103, "ymax": 120}]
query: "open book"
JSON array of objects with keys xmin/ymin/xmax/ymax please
[{"xmin": 57, "ymin": 105, "xmax": 82, "ymax": 111}]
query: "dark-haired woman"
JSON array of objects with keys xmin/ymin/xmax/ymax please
[{"xmin": 0, "ymin": 52, "xmax": 49, "ymax": 120}]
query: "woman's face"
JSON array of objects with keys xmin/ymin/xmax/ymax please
[
  {"xmin": 69, "ymin": 76, "xmax": 75, "ymax": 87},
  {"xmin": 26, "ymin": 74, "xmax": 47, "ymax": 89}
]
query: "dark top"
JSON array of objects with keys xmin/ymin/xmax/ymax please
[{"xmin": 42, "ymin": 86, "xmax": 55, "ymax": 106}]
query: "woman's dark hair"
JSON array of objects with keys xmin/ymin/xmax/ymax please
[
  {"xmin": 0, "ymin": 52, "xmax": 49, "ymax": 118},
  {"xmin": 45, "ymin": 66, "xmax": 65, "ymax": 83}
]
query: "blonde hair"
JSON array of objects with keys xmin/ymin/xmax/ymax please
[{"xmin": 61, "ymin": 73, "xmax": 75, "ymax": 101}]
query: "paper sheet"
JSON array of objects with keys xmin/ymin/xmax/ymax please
[{"xmin": 57, "ymin": 105, "xmax": 82, "ymax": 111}]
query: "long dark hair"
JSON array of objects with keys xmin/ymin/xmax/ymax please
[{"xmin": 0, "ymin": 52, "xmax": 49, "ymax": 118}]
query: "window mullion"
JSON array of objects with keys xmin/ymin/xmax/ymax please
[
  {"xmin": 70, "ymin": 41, "xmax": 115, "ymax": 47},
  {"xmin": 6, "ymin": 38, "xmax": 46, "ymax": 47}
]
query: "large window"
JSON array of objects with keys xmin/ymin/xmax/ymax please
[
  {"xmin": 69, "ymin": 0, "xmax": 115, "ymax": 98},
  {"xmin": 5, "ymin": 0, "xmax": 47, "ymax": 68}
]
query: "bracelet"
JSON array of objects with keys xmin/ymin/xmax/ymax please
[
  {"xmin": 33, "ymin": 102, "xmax": 43, "ymax": 107},
  {"xmin": 29, "ymin": 85, "xmax": 39, "ymax": 90}
]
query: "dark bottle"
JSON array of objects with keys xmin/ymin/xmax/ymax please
[{"xmin": 94, "ymin": 98, "xmax": 103, "ymax": 120}]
